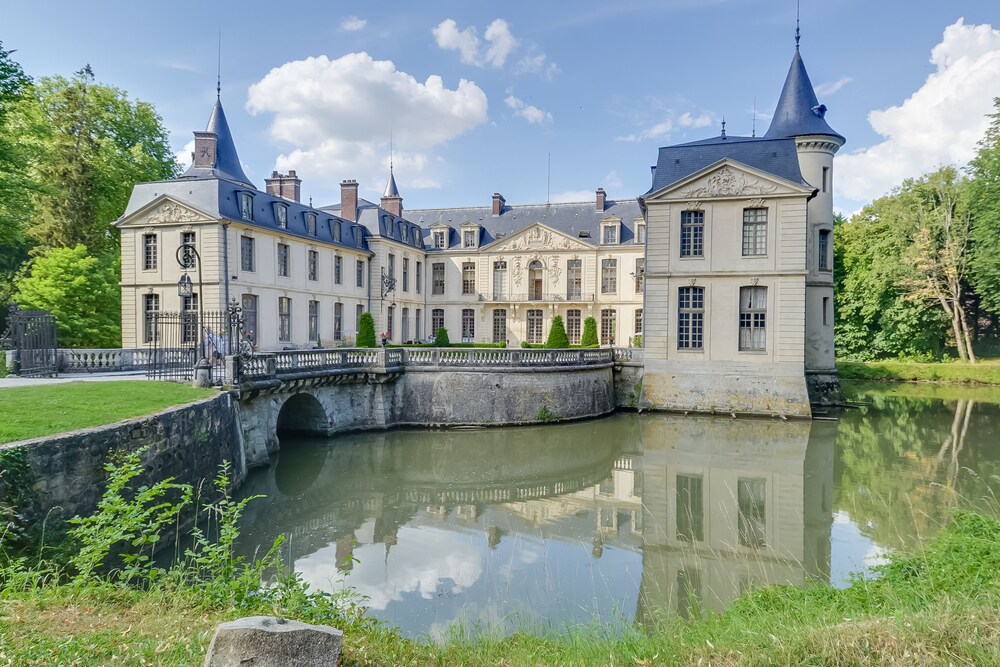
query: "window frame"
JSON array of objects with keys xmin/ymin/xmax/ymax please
[
  {"xmin": 677, "ymin": 286, "xmax": 705, "ymax": 350},
  {"xmin": 738, "ymin": 285, "xmax": 767, "ymax": 352},
  {"xmin": 278, "ymin": 296, "xmax": 291, "ymax": 342},
  {"xmin": 601, "ymin": 258, "xmax": 617, "ymax": 294},
  {"xmin": 142, "ymin": 233, "xmax": 158, "ymax": 271},
  {"xmin": 680, "ymin": 210, "xmax": 704, "ymax": 258},
  {"xmin": 334, "ymin": 255, "xmax": 342, "ymax": 285},
  {"xmin": 277, "ymin": 243, "xmax": 290, "ymax": 278},
  {"xmin": 462, "ymin": 261, "xmax": 476, "ymax": 295},
  {"xmin": 308, "ymin": 250, "xmax": 319, "ymax": 281},
  {"xmin": 741, "ymin": 208, "xmax": 767, "ymax": 257},
  {"xmin": 432, "ymin": 262, "xmax": 445, "ymax": 295},
  {"xmin": 239, "ymin": 192, "xmax": 254, "ymax": 221},
  {"xmin": 240, "ymin": 236, "xmax": 255, "ymax": 272}
]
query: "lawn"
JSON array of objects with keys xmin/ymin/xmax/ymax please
[
  {"xmin": 837, "ymin": 358, "xmax": 1000, "ymax": 385},
  {"xmin": 0, "ymin": 381, "xmax": 215, "ymax": 444}
]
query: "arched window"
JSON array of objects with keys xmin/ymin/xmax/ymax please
[
  {"xmin": 492, "ymin": 309, "xmax": 507, "ymax": 344},
  {"xmin": 528, "ymin": 260, "xmax": 544, "ymax": 300}
]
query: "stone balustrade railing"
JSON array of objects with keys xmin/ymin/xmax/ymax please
[{"xmin": 57, "ymin": 348, "xmax": 173, "ymax": 372}]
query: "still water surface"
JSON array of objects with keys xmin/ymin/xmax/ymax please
[{"xmin": 234, "ymin": 383, "xmax": 1000, "ymax": 639}]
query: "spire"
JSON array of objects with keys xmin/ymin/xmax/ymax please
[
  {"xmin": 763, "ymin": 48, "xmax": 845, "ymax": 143},
  {"xmin": 181, "ymin": 97, "xmax": 254, "ymax": 187},
  {"xmin": 383, "ymin": 167, "xmax": 399, "ymax": 198},
  {"xmin": 795, "ymin": 0, "xmax": 801, "ymax": 50}
]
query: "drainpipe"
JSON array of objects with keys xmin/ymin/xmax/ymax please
[{"xmin": 222, "ymin": 221, "xmax": 231, "ymax": 310}]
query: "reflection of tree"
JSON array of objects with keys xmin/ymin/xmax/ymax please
[{"xmin": 835, "ymin": 392, "xmax": 1000, "ymax": 550}]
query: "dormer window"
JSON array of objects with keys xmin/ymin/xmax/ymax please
[
  {"xmin": 635, "ymin": 222, "xmax": 646, "ymax": 244},
  {"xmin": 333, "ymin": 220, "xmax": 342, "ymax": 243},
  {"xmin": 412, "ymin": 227, "xmax": 422, "ymax": 246},
  {"xmin": 306, "ymin": 212, "xmax": 317, "ymax": 236},
  {"xmin": 239, "ymin": 192, "xmax": 254, "ymax": 220},
  {"xmin": 274, "ymin": 203, "xmax": 287, "ymax": 228},
  {"xmin": 354, "ymin": 226, "xmax": 363, "ymax": 247},
  {"xmin": 462, "ymin": 227, "xmax": 478, "ymax": 249},
  {"xmin": 433, "ymin": 230, "xmax": 446, "ymax": 249},
  {"xmin": 601, "ymin": 219, "xmax": 620, "ymax": 245}
]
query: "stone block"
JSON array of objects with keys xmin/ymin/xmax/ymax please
[{"xmin": 204, "ymin": 616, "xmax": 343, "ymax": 667}]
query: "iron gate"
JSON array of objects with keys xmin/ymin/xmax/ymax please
[
  {"xmin": 0, "ymin": 304, "xmax": 59, "ymax": 377},
  {"xmin": 146, "ymin": 303, "xmax": 252, "ymax": 383}
]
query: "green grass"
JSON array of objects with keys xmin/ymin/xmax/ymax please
[
  {"xmin": 837, "ymin": 358, "xmax": 1000, "ymax": 385},
  {"xmin": 0, "ymin": 381, "xmax": 215, "ymax": 444}
]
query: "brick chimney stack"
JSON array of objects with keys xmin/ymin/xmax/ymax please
[
  {"xmin": 192, "ymin": 131, "xmax": 217, "ymax": 168},
  {"xmin": 381, "ymin": 193, "xmax": 402, "ymax": 218},
  {"xmin": 492, "ymin": 192, "xmax": 506, "ymax": 216},
  {"xmin": 265, "ymin": 170, "xmax": 302, "ymax": 203},
  {"xmin": 340, "ymin": 180, "xmax": 359, "ymax": 222},
  {"xmin": 596, "ymin": 187, "xmax": 606, "ymax": 212}
]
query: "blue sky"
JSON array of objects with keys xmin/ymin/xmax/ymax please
[{"xmin": 5, "ymin": 1, "xmax": 999, "ymax": 214}]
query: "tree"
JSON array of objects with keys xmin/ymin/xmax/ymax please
[
  {"xmin": 13, "ymin": 244, "xmax": 120, "ymax": 348},
  {"xmin": 545, "ymin": 315, "xmax": 569, "ymax": 348},
  {"xmin": 969, "ymin": 98, "xmax": 1000, "ymax": 316},
  {"xmin": 434, "ymin": 326, "xmax": 451, "ymax": 346},
  {"xmin": 10, "ymin": 66, "xmax": 178, "ymax": 256},
  {"xmin": 357, "ymin": 312, "xmax": 376, "ymax": 347},
  {"xmin": 581, "ymin": 316, "xmax": 599, "ymax": 347}
]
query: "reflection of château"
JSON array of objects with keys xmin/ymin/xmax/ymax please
[{"xmin": 235, "ymin": 416, "xmax": 833, "ymax": 623}]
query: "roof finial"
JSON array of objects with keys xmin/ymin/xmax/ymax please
[
  {"xmin": 795, "ymin": 0, "xmax": 801, "ymax": 50},
  {"xmin": 389, "ymin": 128, "xmax": 393, "ymax": 172},
  {"xmin": 216, "ymin": 29, "xmax": 222, "ymax": 99},
  {"xmin": 721, "ymin": 117, "xmax": 727, "ymax": 139}
]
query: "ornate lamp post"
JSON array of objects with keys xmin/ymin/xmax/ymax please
[
  {"xmin": 379, "ymin": 267, "xmax": 396, "ymax": 344},
  {"xmin": 176, "ymin": 243, "xmax": 211, "ymax": 386}
]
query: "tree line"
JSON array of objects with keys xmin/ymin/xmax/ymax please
[{"xmin": 0, "ymin": 43, "xmax": 176, "ymax": 347}]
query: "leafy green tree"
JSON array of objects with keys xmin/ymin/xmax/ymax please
[
  {"xmin": 10, "ymin": 66, "xmax": 178, "ymax": 256},
  {"xmin": 356, "ymin": 312, "xmax": 376, "ymax": 347},
  {"xmin": 581, "ymin": 316, "xmax": 599, "ymax": 347},
  {"xmin": 434, "ymin": 326, "xmax": 451, "ymax": 346},
  {"xmin": 545, "ymin": 315, "xmax": 570, "ymax": 348},
  {"xmin": 13, "ymin": 244, "xmax": 120, "ymax": 347},
  {"xmin": 969, "ymin": 98, "xmax": 1000, "ymax": 316}
]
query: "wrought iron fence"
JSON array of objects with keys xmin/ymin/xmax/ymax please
[
  {"xmin": 0, "ymin": 304, "xmax": 58, "ymax": 377},
  {"xmin": 146, "ymin": 310, "xmax": 232, "ymax": 382}
]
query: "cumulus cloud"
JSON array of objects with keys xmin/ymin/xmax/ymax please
[
  {"xmin": 515, "ymin": 51, "xmax": 559, "ymax": 80},
  {"xmin": 340, "ymin": 16, "xmax": 366, "ymax": 32},
  {"xmin": 434, "ymin": 18, "xmax": 518, "ymax": 68},
  {"xmin": 814, "ymin": 76, "xmax": 853, "ymax": 96},
  {"xmin": 550, "ymin": 190, "xmax": 595, "ymax": 203},
  {"xmin": 617, "ymin": 110, "xmax": 713, "ymax": 142},
  {"xmin": 246, "ymin": 52, "xmax": 488, "ymax": 192},
  {"xmin": 603, "ymin": 170, "xmax": 623, "ymax": 190},
  {"xmin": 504, "ymin": 94, "xmax": 552, "ymax": 124},
  {"xmin": 838, "ymin": 19, "xmax": 1000, "ymax": 203},
  {"xmin": 174, "ymin": 139, "xmax": 194, "ymax": 170}
]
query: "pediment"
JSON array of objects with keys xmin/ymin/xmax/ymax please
[
  {"xmin": 646, "ymin": 160, "xmax": 813, "ymax": 202},
  {"xmin": 483, "ymin": 222, "xmax": 593, "ymax": 253},
  {"xmin": 117, "ymin": 195, "xmax": 215, "ymax": 228}
]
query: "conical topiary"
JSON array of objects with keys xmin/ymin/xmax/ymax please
[
  {"xmin": 357, "ymin": 312, "xmax": 377, "ymax": 347},
  {"xmin": 545, "ymin": 315, "xmax": 570, "ymax": 348},
  {"xmin": 434, "ymin": 326, "xmax": 451, "ymax": 346},
  {"xmin": 581, "ymin": 316, "xmax": 599, "ymax": 347}
]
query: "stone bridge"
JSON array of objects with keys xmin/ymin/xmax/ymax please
[{"xmin": 232, "ymin": 346, "xmax": 644, "ymax": 467}]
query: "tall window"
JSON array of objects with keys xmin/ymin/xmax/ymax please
[
  {"xmin": 334, "ymin": 220, "xmax": 342, "ymax": 242},
  {"xmin": 142, "ymin": 293, "xmax": 159, "ymax": 343},
  {"xmin": 433, "ymin": 230, "xmax": 446, "ymax": 249},
  {"xmin": 493, "ymin": 260, "xmax": 507, "ymax": 299},
  {"xmin": 677, "ymin": 286, "xmax": 705, "ymax": 350},
  {"xmin": 306, "ymin": 212, "xmax": 316, "ymax": 236},
  {"xmin": 242, "ymin": 294, "xmax": 258, "ymax": 344},
  {"xmin": 634, "ymin": 258, "xmax": 645, "ymax": 293},
  {"xmin": 401, "ymin": 307, "xmax": 409, "ymax": 341},
  {"xmin": 462, "ymin": 308, "xmax": 475, "ymax": 341},
  {"xmin": 239, "ymin": 192, "xmax": 253, "ymax": 220},
  {"xmin": 567, "ymin": 259, "xmax": 582, "ymax": 299},
  {"xmin": 636, "ymin": 223, "xmax": 646, "ymax": 244},
  {"xmin": 277, "ymin": 243, "xmax": 290, "ymax": 277},
  {"xmin": 463, "ymin": 229, "xmax": 476, "ymax": 248},
  {"xmin": 180, "ymin": 232, "xmax": 196, "ymax": 267},
  {"xmin": 602, "ymin": 224, "xmax": 618, "ymax": 244},
  {"xmin": 680, "ymin": 210, "xmax": 704, "ymax": 257},
  {"xmin": 742, "ymin": 208, "xmax": 767, "ymax": 256},
  {"xmin": 308, "ymin": 300, "xmax": 319, "ymax": 341},
  {"xmin": 492, "ymin": 309, "xmax": 507, "ymax": 343},
  {"xmin": 818, "ymin": 229, "xmax": 831, "ymax": 271},
  {"xmin": 432, "ymin": 308, "xmax": 445, "ymax": 337},
  {"xmin": 676, "ymin": 474, "xmax": 704, "ymax": 542},
  {"xmin": 527, "ymin": 309, "xmax": 543, "ymax": 344},
  {"xmin": 415, "ymin": 308, "xmax": 423, "ymax": 340},
  {"xmin": 143, "ymin": 234, "xmax": 157, "ymax": 270},
  {"xmin": 432, "ymin": 262, "xmax": 445, "ymax": 295},
  {"xmin": 566, "ymin": 309, "xmax": 581, "ymax": 344},
  {"xmin": 275, "ymin": 204, "xmax": 287, "ymax": 228},
  {"xmin": 181, "ymin": 293, "xmax": 198, "ymax": 344},
  {"xmin": 528, "ymin": 260, "xmax": 543, "ymax": 300},
  {"xmin": 388, "ymin": 253, "xmax": 396, "ymax": 280},
  {"xmin": 240, "ymin": 236, "xmax": 255, "ymax": 272},
  {"xmin": 822, "ymin": 166, "xmax": 829, "ymax": 192},
  {"xmin": 601, "ymin": 258, "xmax": 617, "ymax": 294},
  {"xmin": 386, "ymin": 305, "xmax": 395, "ymax": 339},
  {"xmin": 601, "ymin": 309, "xmax": 616, "ymax": 345},
  {"xmin": 738, "ymin": 478, "xmax": 767, "ymax": 547},
  {"xmin": 416, "ymin": 261, "xmax": 423, "ymax": 294},
  {"xmin": 308, "ymin": 250, "xmax": 319, "ymax": 281},
  {"xmin": 823, "ymin": 296, "xmax": 831, "ymax": 326},
  {"xmin": 462, "ymin": 262, "xmax": 476, "ymax": 295},
  {"xmin": 278, "ymin": 297, "xmax": 291, "ymax": 342},
  {"xmin": 739, "ymin": 286, "xmax": 767, "ymax": 351},
  {"xmin": 335, "ymin": 303, "xmax": 343, "ymax": 341},
  {"xmin": 634, "ymin": 308, "xmax": 643, "ymax": 336},
  {"xmin": 402, "ymin": 258, "xmax": 409, "ymax": 291},
  {"xmin": 356, "ymin": 259, "xmax": 365, "ymax": 288},
  {"xmin": 334, "ymin": 255, "xmax": 342, "ymax": 284}
]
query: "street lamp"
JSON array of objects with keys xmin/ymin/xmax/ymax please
[{"xmin": 176, "ymin": 242, "xmax": 210, "ymax": 386}]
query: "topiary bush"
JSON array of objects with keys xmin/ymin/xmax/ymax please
[
  {"xmin": 581, "ymin": 316, "xmax": 599, "ymax": 347},
  {"xmin": 357, "ymin": 312, "xmax": 377, "ymax": 347},
  {"xmin": 434, "ymin": 326, "xmax": 451, "ymax": 346},
  {"xmin": 545, "ymin": 315, "xmax": 570, "ymax": 348}
]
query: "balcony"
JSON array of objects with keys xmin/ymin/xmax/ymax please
[{"xmin": 480, "ymin": 292, "xmax": 596, "ymax": 303}]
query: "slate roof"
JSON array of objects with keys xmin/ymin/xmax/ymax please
[
  {"xmin": 321, "ymin": 198, "xmax": 425, "ymax": 249},
  {"xmin": 179, "ymin": 99, "xmax": 254, "ymax": 187},
  {"xmin": 383, "ymin": 169, "xmax": 400, "ymax": 198},
  {"xmin": 764, "ymin": 49, "xmax": 845, "ymax": 143},
  {"xmin": 644, "ymin": 135, "xmax": 808, "ymax": 196}
]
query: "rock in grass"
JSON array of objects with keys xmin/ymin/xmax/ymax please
[{"xmin": 204, "ymin": 616, "xmax": 343, "ymax": 666}]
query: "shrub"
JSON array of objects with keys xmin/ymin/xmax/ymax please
[
  {"xmin": 434, "ymin": 326, "xmax": 451, "ymax": 346},
  {"xmin": 545, "ymin": 315, "xmax": 570, "ymax": 348},
  {"xmin": 581, "ymin": 316, "xmax": 599, "ymax": 347},
  {"xmin": 357, "ymin": 312, "xmax": 376, "ymax": 347}
]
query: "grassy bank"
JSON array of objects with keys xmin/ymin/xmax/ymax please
[
  {"xmin": 3, "ymin": 449, "xmax": 1000, "ymax": 666},
  {"xmin": 0, "ymin": 381, "xmax": 214, "ymax": 444},
  {"xmin": 837, "ymin": 359, "xmax": 1000, "ymax": 385}
]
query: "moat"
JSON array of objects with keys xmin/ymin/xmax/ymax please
[{"xmin": 232, "ymin": 383, "xmax": 1000, "ymax": 640}]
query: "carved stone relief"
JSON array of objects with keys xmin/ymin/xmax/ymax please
[
  {"xmin": 682, "ymin": 167, "xmax": 778, "ymax": 198},
  {"xmin": 512, "ymin": 255, "xmax": 524, "ymax": 286},
  {"xmin": 746, "ymin": 198, "xmax": 767, "ymax": 208},
  {"xmin": 146, "ymin": 201, "xmax": 203, "ymax": 225},
  {"xmin": 548, "ymin": 256, "xmax": 561, "ymax": 282}
]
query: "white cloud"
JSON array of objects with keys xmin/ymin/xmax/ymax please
[
  {"xmin": 616, "ymin": 110, "xmax": 714, "ymax": 143},
  {"xmin": 814, "ymin": 76, "xmax": 853, "ymax": 96},
  {"xmin": 504, "ymin": 94, "xmax": 552, "ymax": 124},
  {"xmin": 838, "ymin": 19, "xmax": 1000, "ymax": 203},
  {"xmin": 677, "ymin": 111, "xmax": 713, "ymax": 128},
  {"xmin": 434, "ymin": 18, "xmax": 518, "ymax": 68},
  {"xmin": 340, "ymin": 16, "xmax": 366, "ymax": 32},
  {"xmin": 515, "ymin": 51, "xmax": 559, "ymax": 80},
  {"xmin": 174, "ymin": 139, "xmax": 194, "ymax": 170},
  {"xmin": 550, "ymin": 190, "xmax": 594, "ymax": 203},
  {"xmin": 603, "ymin": 170, "xmax": 623, "ymax": 190},
  {"xmin": 246, "ymin": 52, "xmax": 488, "ymax": 192},
  {"xmin": 483, "ymin": 19, "xmax": 518, "ymax": 68}
]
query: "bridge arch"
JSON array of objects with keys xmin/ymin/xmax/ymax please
[{"xmin": 276, "ymin": 392, "xmax": 331, "ymax": 436}]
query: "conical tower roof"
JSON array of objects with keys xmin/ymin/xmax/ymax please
[
  {"xmin": 383, "ymin": 168, "xmax": 400, "ymax": 198},
  {"xmin": 181, "ymin": 98, "xmax": 254, "ymax": 187},
  {"xmin": 764, "ymin": 49, "xmax": 845, "ymax": 144}
]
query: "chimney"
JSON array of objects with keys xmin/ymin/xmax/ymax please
[
  {"xmin": 381, "ymin": 193, "xmax": 402, "ymax": 218},
  {"xmin": 193, "ymin": 131, "xmax": 217, "ymax": 168},
  {"xmin": 492, "ymin": 192, "xmax": 506, "ymax": 216},
  {"xmin": 596, "ymin": 187, "xmax": 606, "ymax": 212},
  {"xmin": 265, "ymin": 171, "xmax": 302, "ymax": 203},
  {"xmin": 340, "ymin": 179, "xmax": 359, "ymax": 222}
]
